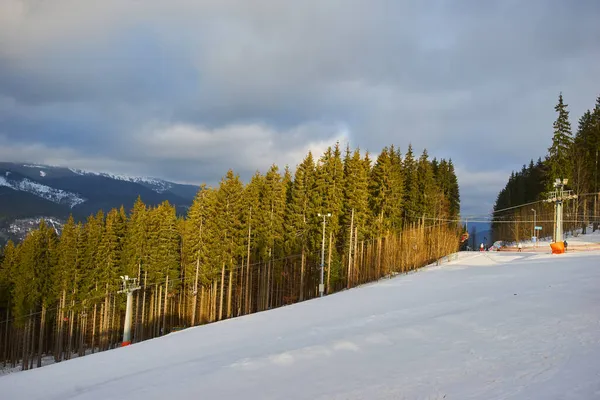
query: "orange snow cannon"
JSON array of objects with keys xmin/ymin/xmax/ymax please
[{"xmin": 550, "ymin": 241, "xmax": 565, "ymax": 254}]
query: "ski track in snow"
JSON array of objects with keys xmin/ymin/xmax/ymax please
[{"xmin": 1, "ymin": 251, "xmax": 600, "ymax": 399}]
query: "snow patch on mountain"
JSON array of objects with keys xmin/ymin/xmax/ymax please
[
  {"xmin": 69, "ymin": 168, "xmax": 173, "ymax": 193},
  {"xmin": 0, "ymin": 176, "xmax": 86, "ymax": 208},
  {"xmin": 8, "ymin": 217, "xmax": 64, "ymax": 238},
  {"xmin": 23, "ymin": 164, "xmax": 47, "ymax": 169}
]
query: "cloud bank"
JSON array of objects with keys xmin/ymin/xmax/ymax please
[{"xmin": 1, "ymin": 0, "xmax": 599, "ymax": 215}]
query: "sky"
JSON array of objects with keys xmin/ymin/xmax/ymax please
[{"xmin": 1, "ymin": 0, "xmax": 599, "ymax": 217}]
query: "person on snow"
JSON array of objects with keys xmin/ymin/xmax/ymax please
[{"xmin": 517, "ymin": 242, "xmax": 522, "ymax": 252}]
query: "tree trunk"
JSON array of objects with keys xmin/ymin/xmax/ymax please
[
  {"xmin": 227, "ymin": 265, "xmax": 234, "ymax": 318},
  {"xmin": 299, "ymin": 246, "xmax": 305, "ymax": 301},
  {"xmin": 140, "ymin": 271, "xmax": 147, "ymax": 341},
  {"xmin": 163, "ymin": 276, "xmax": 169, "ymax": 334},
  {"xmin": 266, "ymin": 250, "xmax": 271, "ymax": 309},
  {"xmin": 249, "ymin": 262, "xmax": 254, "ymax": 313},
  {"xmin": 56, "ymin": 289, "xmax": 66, "ymax": 361},
  {"xmin": 67, "ymin": 303, "xmax": 75, "ymax": 358},
  {"xmin": 245, "ymin": 209, "xmax": 252, "ymax": 314},
  {"xmin": 134, "ymin": 261, "xmax": 142, "ymax": 342},
  {"xmin": 238, "ymin": 257, "xmax": 244, "ymax": 317},
  {"xmin": 211, "ymin": 279, "xmax": 218, "ymax": 322},
  {"xmin": 110, "ymin": 296, "xmax": 117, "ymax": 348},
  {"xmin": 2, "ymin": 302, "xmax": 9, "ymax": 367},
  {"xmin": 22, "ymin": 317, "xmax": 30, "ymax": 371},
  {"xmin": 347, "ymin": 209, "xmax": 354, "ymax": 289},
  {"xmin": 28, "ymin": 314, "xmax": 34, "ymax": 370},
  {"xmin": 583, "ymin": 198, "xmax": 588, "ymax": 234},
  {"xmin": 326, "ymin": 231, "xmax": 333, "ymax": 294},
  {"xmin": 91, "ymin": 303, "xmax": 97, "ymax": 354},
  {"xmin": 103, "ymin": 287, "xmax": 109, "ymax": 351},
  {"xmin": 191, "ymin": 257, "xmax": 200, "ymax": 326},
  {"xmin": 79, "ymin": 310, "xmax": 86, "ymax": 356},
  {"xmin": 199, "ymin": 285, "xmax": 205, "ymax": 324},
  {"xmin": 36, "ymin": 304, "xmax": 46, "ymax": 368},
  {"xmin": 219, "ymin": 263, "xmax": 225, "ymax": 321},
  {"xmin": 353, "ymin": 226, "xmax": 359, "ymax": 283},
  {"xmin": 157, "ymin": 285, "xmax": 163, "ymax": 337}
]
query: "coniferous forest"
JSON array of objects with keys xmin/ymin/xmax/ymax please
[
  {"xmin": 0, "ymin": 143, "xmax": 460, "ymax": 370},
  {"xmin": 493, "ymin": 93, "xmax": 600, "ymax": 241}
]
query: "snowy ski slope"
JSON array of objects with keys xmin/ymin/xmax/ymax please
[{"xmin": 1, "ymin": 250, "xmax": 600, "ymax": 399}]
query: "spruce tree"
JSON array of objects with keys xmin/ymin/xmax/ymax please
[
  {"xmin": 0, "ymin": 241, "xmax": 16, "ymax": 312},
  {"xmin": 403, "ymin": 144, "xmax": 420, "ymax": 224},
  {"xmin": 547, "ymin": 93, "xmax": 573, "ymax": 183},
  {"xmin": 416, "ymin": 149, "xmax": 438, "ymax": 221},
  {"xmin": 370, "ymin": 146, "xmax": 404, "ymax": 234},
  {"xmin": 342, "ymin": 147, "xmax": 370, "ymax": 242},
  {"xmin": 215, "ymin": 170, "xmax": 245, "ymax": 319},
  {"xmin": 287, "ymin": 153, "xmax": 319, "ymax": 301}
]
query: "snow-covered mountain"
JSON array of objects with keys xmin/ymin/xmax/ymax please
[
  {"xmin": 68, "ymin": 168, "xmax": 174, "ymax": 194},
  {"xmin": 5, "ymin": 216, "xmax": 65, "ymax": 242},
  {"xmin": 0, "ymin": 162, "xmax": 199, "ymax": 244},
  {"xmin": 0, "ymin": 174, "xmax": 86, "ymax": 208}
]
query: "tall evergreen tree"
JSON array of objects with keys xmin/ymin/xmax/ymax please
[
  {"xmin": 370, "ymin": 146, "xmax": 404, "ymax": 233},
  {"xmin": 343, "ymin": 147, "xmax": 370, "ymax": 241},
  {"xmin": 547, "ymin": 93, "xmax": 573, "ymax": 183},
  {"xmin": 403, "ymin": 144, "xmax": 420, "ymax": 224},
  {"xmin": 416, "ymin": 149, "xmax": 438, "ymax": 221}
]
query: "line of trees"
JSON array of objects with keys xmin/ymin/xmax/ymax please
[
  {"xmin": 0, "ymin": 142, "xmax": 460, "ymax": 370},
  {"xmin": 493, "ymin": 93, "xmax": 600, "ymax": 241}
]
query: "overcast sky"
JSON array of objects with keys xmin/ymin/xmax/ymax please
[{"xmin": 1, "ymin": 0, "xmax": 599, "ymax": 217}]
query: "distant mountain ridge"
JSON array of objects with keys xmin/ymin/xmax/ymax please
[{"xmin": 0, "ymin": 162, "xmax": 199, "ymax": 245}]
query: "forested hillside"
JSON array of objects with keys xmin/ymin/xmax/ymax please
[
  {"xmin": 0, "ymin": 143, "xmax": 460, "ymax": 370},
  {"xmin": 493, "ymin": 94, "xmax": 600, "ymax": 241}
]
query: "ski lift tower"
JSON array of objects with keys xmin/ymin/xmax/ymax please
[
  {"xmin": 118, "ymin": 275, "xmax": 141, "ymax": 346},
  {"xmin": 544, "ymin": 178, "xmax": 577, "ymax": 243}
]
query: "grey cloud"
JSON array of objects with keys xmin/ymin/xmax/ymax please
[{"xmin": 0, "ymin": 0, "xmax": 599, "ymax": 216}]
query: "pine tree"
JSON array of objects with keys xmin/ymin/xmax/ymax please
[
  {"xmin": 122, "ymin": 197, "xmax": 148, "ymax": 278},
  {"xmin": 215, "ymin": 170, "xmax": 245, "ymax": 319},
  {"xmin": 403, "ymin": 144, "xmax": 420, "ymax": 224},
  {"xmin": 241, "ymin": 172, "xmax": 263, "ymax": 313},
  {"xmin": 256, "ymin": 165, "xmax": 286, "ymax": 310},
  {"xmin": 0, "ymin": 241, "xmax": 17, "ymax": 314},
  {"xmin": 370, "ymin": 146, "xmax": 404, "ymax": 234},
  {"xmin": 447, "ymin": 159, "xmax": 460, "ymax": 219},
  {"xmin": 416, "ymin": 149, "xmax": 438, "ymax": 221},
  {"xmin": 547, "ymin": 93, "xmax": 573, "ymax": 183},
  {"xmin": 98, "ymin": 209, "xmax": 126, "ymax": 293},
  {"xmin": 343, "ymin": 147, "xmax": 370, "ymax": 238},
  {"xmin": 287, "ymin": 153, "xmax": 319, "ymax": 301}
]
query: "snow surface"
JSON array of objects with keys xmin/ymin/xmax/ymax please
[
  {"xmin": 1, "ymin": 251, "xmax": 600, "ymax": 399},
  {"xmin": 69, "ymin": 168, "xmax": 172, "ymax": 193},
  {"xmin": 0, "ymin": 176, "xmax": 85, "ymax": 208},
  {"xmin": 503, "ymin": 225, "xmax": 600, "ymax": 250}
]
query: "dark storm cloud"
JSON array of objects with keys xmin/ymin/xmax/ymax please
[{"xmin": 0, "ymin": 0, "xmax": 599, "ymax": 215}]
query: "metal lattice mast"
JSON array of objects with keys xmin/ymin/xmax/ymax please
[{"xmin": 544, "ymin": 178, "xmax": 577, "ymax": 243}]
